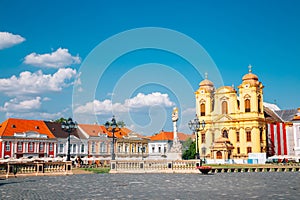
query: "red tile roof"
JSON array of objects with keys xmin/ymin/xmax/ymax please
[
  {"xmin": 149, "ymin": 131, "xmax": 192, "ymax": 141},
  {"xmin": 79, "ymin": 124, "xmax": 106, "ymax": 137},
  {"xmin": 0, "ymin": 118, "xmax": 55, "ymax": 138},
  {"xmin": 78, "ymin": 124, "xmax": 132, "ymax": 139},
  {"xmin": 293, "ymin": 115, "xmax": 300, "ymax": 121},
  {"xmin": 104, "ymin": 126, "xmax": 131, "ymax": 138}
]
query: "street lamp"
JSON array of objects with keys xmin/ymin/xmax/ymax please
[
  {"xmin": 188, "ymin": 115, "xmax": 205, "ymax": 166},
  {"xmin": 105, "ymin": 116, "xmax": 118, "ymax": 161},
  {"xmin": 61, "ymin": 117, "xmax": 77, "ymax": 161}
]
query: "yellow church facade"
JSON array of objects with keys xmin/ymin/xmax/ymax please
[{"xmin": 195, "ymin": 66, "xmax": 267, "ymax": 160}]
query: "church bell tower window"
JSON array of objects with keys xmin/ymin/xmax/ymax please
[{"xmin": 200, "ymin": 103, "xmax": 205, "ymax": 116}]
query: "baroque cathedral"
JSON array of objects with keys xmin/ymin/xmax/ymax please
[{"xmin": 195, "ymin": 66, "xmax": 267, "ymax": 160}]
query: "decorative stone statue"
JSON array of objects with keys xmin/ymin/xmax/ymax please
[
  {"xmin": 172, "ymin": 107, "xmax": 179, "ymax": 144},
  {"xmin": 168, "ymin": 107, "xmax": 182, "ymax": 160}
]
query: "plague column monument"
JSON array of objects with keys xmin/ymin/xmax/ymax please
[{"xmin": 167, "ymin": 107, "xmax": 183, "ymax": 160}]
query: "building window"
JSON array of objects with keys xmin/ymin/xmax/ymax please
[
  {"xmin": 164, "ymin": 146, "xmax": 167, "ymax": 153},
  {"xmin": 247, "ymin": 147, "xmax": 252, "ymax": 154},
  {"xmin": 245, "ymin": 99, "xmax": 251, "ymax": 112},
  {"xmin": 152, "ymin": 146, "xmax": 155, "ymax": 153},
  {"xmin": 118, "ymin": 145, "xmax": 122, "ymax": 153},
  {"xmin": 200, "ymin": 103, "xmax": 205, "ymax": 116},
  {"xmin": 100, "ymin": 142, "xmax": 106, "ymax": 153},
  {"xmin": 5, "ymin": 141, "xmax": 10, "ymax": 151},
  {"xmin": 260, "ymin": 128, "xmax": 263, "ymax": 143},
  {"xmin": 222, "ymin": 130, "xmax": 228, "ymax": 138},
  {"xmin": 73, "ymin": 144, "xmax": 76, "ymax": 153},
  {"xmin": 39, "ymin": 143, "xmax": 44, "ymax": 152},
  {"xmin": 201, "ymin": 133, "xmax": 206, "ymax": 143},
  {"xmin": 236, "ymin": 132, "xmax": 240, "ymax": 142},
  {"xmin": 29, "ymin": 142, "xmax": 34, "ymax": 152},
  {"xmin": 131, "ymin": 145, "xmax": 135, "ymax": 153},
  {"xmin": 17, "ymin": 142, "xmax": 22, "ymax": 152},
  {"xmin": 237, "ymin": 147, "xmax": 240, "ymax": 154},
  {"xmin": 59, "ymin": 144, "xmax": 64, "ymax": 153},
  {"xmin": 201, "ymin": 147, "xmax": 206, "ymax": 156},
  {"xmin": 246, "ymin": 130, "xmax": 251, "ymax": 142},
  {"xmin": 222, "ymin": 101, "xmax": 228, "ymax": 114},
  {"xmin": 212, "ymin": 132, "xmax": 215, "ymax": 142},
  {"xmin": 158, "ymin": 146, "xmax": 161, "ymax": 153},
  {"xmin": 258, "ymin": 96, "xmax": 261, "ymax": 113},
  {"xmin": 81, "ymin": 144, "xmax": 84, "ymax": 153},
  {"xmin": 49, "ymin": 143, "xmax": 53, "ymax": 151},
  {"xmin": 216, "ymin": 151, "xmax": 222, "ymax": 159},
  {"xmin": 91, "ymin": 142, "xmax": 95, "ymax": 153}
]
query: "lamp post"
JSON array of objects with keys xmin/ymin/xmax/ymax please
[
  {"xmin": 61, "ymin": 117, "xmax": 77, "ymax": 161},
  {"xmin": 105, "ymin": 116, "xmax": 118, "ymax": 161},
  {"xmin": 188, "ymin": 115, "xmax": 205, "ymax": 166}
]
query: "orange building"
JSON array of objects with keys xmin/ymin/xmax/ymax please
[{"xmin": 0, "ymin": 118, "xmax": 56, "ymax": 159}]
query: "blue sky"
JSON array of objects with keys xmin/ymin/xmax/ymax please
[{"xmin": 0, "ymin": 0, "xmax": 299, "ymax": 135}]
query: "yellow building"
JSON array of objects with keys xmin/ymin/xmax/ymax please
[{"xmin": 195, "ymin": 66, "xmax": 267, "ymax": 160}]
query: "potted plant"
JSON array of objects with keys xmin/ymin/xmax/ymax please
[{"xmin": 196, "ymin": 165, "xmax": 212, "ymax": 174}]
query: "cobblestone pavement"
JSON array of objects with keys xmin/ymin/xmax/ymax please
[{"xmin": 1, "ymin": 172, "xmax": 300, "ymax": 199}]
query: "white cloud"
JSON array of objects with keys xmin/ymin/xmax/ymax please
[
  {"xmin": 125, "ymin": 92, "xmax": 174, "ymax": 108},
  {"xmin": 24, "ymin": 48, "xmax": 81, "ymax": 68},
  {"xmin": 74, "ymin": 92, "xmax": 175, "ymax": 115},
  {"xmin": 0, "ymin": 97, "xmax": 65, "ymax": 120},
  {"xmin": 74, "ymin": 99, "xmax": 126, "ymax": 115},
  {"xmin": 5, "ymin": 110, "xmax": 63, "ymax": 121},
  {"xmin": 0, "ymin": 97, "xmax": 42, "ymax": 113},
  {"xmin": 0, "ymin": 32, "xmax": 25, "ymax": 50},
  {"xmin": 0, "ymin": 68, "xmax": 77, "ymax": 96}
]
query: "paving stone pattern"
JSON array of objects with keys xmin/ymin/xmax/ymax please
[{"xmin": 0, "ymin": 172, "xmax": 300, "ymax": 199}]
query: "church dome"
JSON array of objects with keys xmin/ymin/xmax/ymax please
[
  {"xmin": 241, "ymin": 65, "xmax": 260, "ymax": 86},
  {"xmin": 198, "ymin": 73, "xmax": 215, "ymax": 93},
  {"xmin": 242, "ymin": 73, "xmax": 258, "ymax": 81},
  {"xmin": 199, "ymin": 79, "xmax": 214, "ymax": 87}
]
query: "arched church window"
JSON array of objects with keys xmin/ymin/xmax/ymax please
[
  {"xmin": 200, "ymin": 103, "xmax": 205, "ymax": 116},
  {"xmin": 222, "ymin": 130, "xmax": 228, "ymax": 138},
  {"xmin": 222, "ymin": 101, "xmax": 228, "ymax": 114},
  {"xmin": 245, "ymin": 99, "xmax": 251, "ymax": 112}
]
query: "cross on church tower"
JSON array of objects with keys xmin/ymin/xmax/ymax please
[{"xmin": 248, "ymin": 64, "xmax": 252, "ymax": 73}]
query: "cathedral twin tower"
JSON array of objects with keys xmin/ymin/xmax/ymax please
[{"xmin": 195, "ymin": 66, "xmax": 266, "ymax": 160}]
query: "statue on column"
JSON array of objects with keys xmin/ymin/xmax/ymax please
[
  {"xmin": 168, "ymin": 107, "xmax": 182, "ymax": 160},
  {"xmin": 172, "ymin": 107, "xmax": 179, "ymax": 145}
]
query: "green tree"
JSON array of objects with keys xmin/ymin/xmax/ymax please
[
  {"xmin": 55, "ymin": 117, "xmax": 68, "ymax": 123},
  {"xmin": 182, "ymin": 138, "xmax": 196, "ymax": 160},
  {"xmin": 104, "ymin": 120, "xmax": 126, "ymax": 127},
  {"xmin": 117, "ymin": 121, "xmax": 126, "ymax": 127}
]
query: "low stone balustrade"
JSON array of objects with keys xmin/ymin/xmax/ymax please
[
  {"xmin": 110, "ymin": 160, "xmax": 200, "ymax": 173},
  {"xmin": 110, "ymin": 160, "xmax": 300, "ymax": 174},
  {"xmin": 0, "ymin": 160, "xmax": 73, "ymax": 178}
]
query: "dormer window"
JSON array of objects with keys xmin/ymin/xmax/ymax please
[
  {"xmin": 35, "ymin": 126, "xmax": 39, "ymax": 129},
  {"xmin": 12, "ymin": 124, "xmax": 16, "ymax": 128}
]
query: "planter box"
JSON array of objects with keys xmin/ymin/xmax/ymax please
[{"xmin": 197, "ymin": 166, "xmax": 212, "ymax": 174}]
